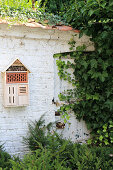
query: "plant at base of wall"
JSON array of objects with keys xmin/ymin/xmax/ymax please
[
  {"xmin": 88, "ymin": 120, "xmax": 113, "ymax": 146},
  {"xmin": 0, "ymin": 144, "xmax": 12, "ymax": 169}
]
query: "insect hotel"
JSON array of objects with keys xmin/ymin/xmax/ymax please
[{"xmin": 2, "ymin": 59, "xmax": 30, "ymax": 107}]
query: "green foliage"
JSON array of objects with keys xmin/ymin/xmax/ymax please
[
  {"xmin": 0, "ymin": 0, "xmax": 65, "ymax": 25},
  {"xmin": 54, "ymin": 0, "xmax": 113, "ymax": 146},
  {"xmin": 0, "ymin": 0, "xmax": 33, "ymax": 9},
  {"xmin": 0, "ymin": 144, "xmax": 12, "ymax": 169},
  {"xmin": 62, "ymin": 0, "xmax": 113, "ymax": 30},
  {"xmin": 12, "ymin": 118, "xmax": 113, "ymax": 169},
  {"xmin": 70, "ymin": 145, "xmax": 113, "ymax": 170},
  {"xmin": 11, "ymin": 146, "xmax": 72, "ymax": 170},
  {"xmin": 1, "ymin": 119, "xmax": 112, "ymax": 169},
  {"xmin": 23, "ymin": 116, "xmax": 54, "ymax": 151},
  {"xmin": 88, "ymin": 120, "xmax": 113, "ymax": 146},
  {"xmin": 40, "ymin": 0, "xmax": 73, "ymax": 15},
  {"xmin": 11, "ymin": 145, "xmax": 113, "ymax": 170},
  {"xmin": 23, "ymin": 116, "xmax": 74, "ymax": 166}
]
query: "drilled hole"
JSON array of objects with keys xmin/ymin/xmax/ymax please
[
  {"xmin": 13, "ymin": 87, "xmax": 14, "ymax": 94},
  {"xmin": 55, "ymin": 111, "xmax": 60, "ymax": 116},
  {"xmin": 9, "ymin": 87, "xmax": 10, "ymax": 94},
  {"xmin": 56, "ymin": 122, "xmax": 65, "ymax": 129},
  {"xmin": 13, "ymin": 96, "xmax": 14, "ymax": 103}
]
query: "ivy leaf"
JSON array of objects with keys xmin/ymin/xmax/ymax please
[
  {"xmin": 109, "ymin": 124, "xmax": 113, "ymax": 128},
  {"xmin": 99, "ymin": 135, "xmax": 103, "ymax": 141},
  {"xmin": 90, "ymin": 59, "xmax": 97, "ymax": 68},
  {"xmin": 99, "ymin": 74, "xmax": 105, "ymax": 82},
  {"xmin": 86, "ymin": 94, "xmax": 92, "ymax": 100},
  {"xmin": 92, "ymin": 93, "xmax": 99, "ymax": 100},
  {"xmin": 66, "ymin": 115, "xmax": 70, "ymax": 120},
  {"xmin": 104, "ymin": 139, "xmax": 109, "ymax": 145},
  {"xmin": 105, "ymin": 100, "xmax": 113, "ymax": 110},
  {"xmin": 64, "ymin": 119, "xmax": 67, "ymax": 123},
  {"xmin": 105, "ymin": 133, "xmax": 108, "ymax": 138},
  {"xmin": 83, "ymin": 74, "xmax": 88, "ymax": 81},
  {"xmin": 110, "ymin": 139, "xmax": 113, "ymax": 143},
  {"xmin": 65, "ymin": 105, "xmax": 70, "ymax": 111},
  {"xmin": 87, "ymin": 139, "xmax": 92, "ymax": 145},
  {"xmin": 54, "ymin": 54, "xmax": 62, "ymax": 58},
  {"xmin": 82, "ymin": 61, "xmax": 88, "ymax": 69},
  {"xmin": 79, "ymin": 32, "xmax": 83, "ymax": 38}
]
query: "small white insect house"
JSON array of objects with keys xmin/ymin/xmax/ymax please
[{"xmin": 2, "ymin": 58, "xmax": 30, "ymax": 107}]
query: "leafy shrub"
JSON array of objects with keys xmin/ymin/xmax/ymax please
[
  {"xmin": 11, "ymin": 147, "xmax": 71, "ymax": 170},
  {"xmin": 10, "ymin": 144, "xmax": 113, "ymax": 170},
  {"xmin": 70, "ymin": 145, "xmax": 113, "ymax": 170},
  {"xmin": 23, "ymin": 116, "xmax": 54, "ymax": 150},
  {"xmin": 88, "ymin": 120, "xmax": 113, "ymax": 146},
  {"xmin": 0, "ymin": 144, "xmax": 12, "ymax": 169},
  {"xmin": 22, "ymin": 118, "xmax": 113, "ymax": 170}
]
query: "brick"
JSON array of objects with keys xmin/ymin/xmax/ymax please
[{"xmin": 0, "ymin": 23, "xmax": 92, "ymax": 157}]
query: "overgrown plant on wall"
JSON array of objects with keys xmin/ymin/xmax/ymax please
[
  {"xmin": 54, "ymin": 0, "xmax": 113, "ymax": 145},
  {"xmin": 0, "ymin": 0, "xmax": 65, "ymax": 25}
]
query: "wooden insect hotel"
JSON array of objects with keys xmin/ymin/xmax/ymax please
[{"xmin": 2, "ymin": 59, "xmax": 31, "ymax": 107}]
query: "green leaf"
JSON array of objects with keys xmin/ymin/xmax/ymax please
[
  {"xmin": 82, "ymin": 61, "xmax": 88, "ymax": 69},
  {"xmin": 83, "ymin": 74, "xmax": 88, "ymax": 81},
  {"xmin": 65, "ymin": 105, "xmax": 70, "ymax": 111},
  {"xmin": 105, "ymin": 133, "xmax": 108, "ymax": 138},
  {"xmin": 99, "ymin": 135, "xmax": 103, "ymax": 141},
  {"xmin": 88, "ymin": 9, "xmax": 94, "ymax": 16},
  {"xmin": 101, "ymin": 2, "xmax": 107, "ymax": 8},
  {"xmin": 99, "ymin": 74, "xmax": 105, "ymax": 82},
  {"xmin": 86, "ymin": 94, "xmax": 92, "ymax": 100},
  {"xmin": 64, "ymin": 119, "xmax": 67, "ymax": 123},
  {"xmin": 104, "ymin": 139, "xmax": 109, "ymax": 145},
  {"xmin": 90, "ymin": 59, "xmax": 97, "ymax": 68},
  {"xmin": 87, "ymin": 139, "xmax": 92, "ymax": 145},
  {"xmin": 79, "ymin": 32, "xmax": 83, "ymax": 38},
  {"xmin": 92, "ymin": 93, "xmax": 99, "ymax": 100},
  {"xmin": 111, "ymin": 139, "xmax": 113, "ymax": 143}
]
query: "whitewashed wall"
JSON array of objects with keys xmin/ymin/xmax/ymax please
[
  {"xmin": 0, "ymin": 23, "xmax": 93, "ymax": 156},
  {"xmin": 54, "ymin": 58, "xmax": 90, "ymax": 142}
]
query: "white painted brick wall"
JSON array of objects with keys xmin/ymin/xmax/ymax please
[{"xmin": 0, "ymin": 24, "xmax": 93, "ymax": 156}]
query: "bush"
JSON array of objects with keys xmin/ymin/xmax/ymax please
[
  {"xmin": 23, "ymin": 116, "xmax": 54, "ymax": 151},
  {"xmin": 0, "ymin": 144, "xmax": 12, "ymax": 169},
  {"xmin": 1, "ymin": 117, "xmax": 112, "ymax": 169},
  {"xmin": 10, "ymin": 144, "xmax": 113, "ymax": 170},
  {"xmin": 11, "ymin": 147, "xmax": 70, "ymax": 170},
  {"xmin": 22, "ymin": 118, "xmax": 113, "ymax": 170},
  {"xmin": 70, "ymin": 145, "xmax": 113, "ymax": 170}
]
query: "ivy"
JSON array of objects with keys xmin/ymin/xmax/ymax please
[{"xmin": 54, "ymin": 0, "xmax": 113, "ymax": 146}]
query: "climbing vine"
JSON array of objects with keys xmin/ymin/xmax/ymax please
[{"xmin": 54, "ymin": 0, "xmax": 113, "ymax": 145}]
